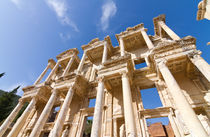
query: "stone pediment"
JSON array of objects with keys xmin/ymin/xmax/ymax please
[{"xmin": 56, "ymin": 48, "xmax": 79, "ymax": 60}]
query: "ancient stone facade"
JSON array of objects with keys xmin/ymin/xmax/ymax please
[
  {"xmin": 0, "ymin": 14, "xmax": 210, "ymax": 137},
  {"xmin": 197, "ymin": 0, "xmax": 210, "ymax": 20}
]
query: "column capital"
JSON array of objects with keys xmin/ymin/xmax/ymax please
[
  {"xmin": 140, "ymin": 28, "xmax": 147, "ymax": 32},
  {"xmin": 97, "ymin": 76, "xmax": 105, "ymax": 83},
  {"xmin": 51, "ymin": 88, "xmax": 58, "ymax": 94},
  {"xmin": 188, "ymin": 50, "xmax": 202, "ymax": 59},
  {"xmin": 157, "ymin": 58, "xmax": 167, "ymax": 69},
  {"xmin": 120, "ymin": 71, "xmax": 129, "ymax": 78},
  {"xmin": 18, "ymin": 98, "xmax": 24, "ymax": 103}
]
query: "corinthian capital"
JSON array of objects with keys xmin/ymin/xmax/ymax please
[
  {"xmin": 120, "ymin": 71, "xmax": 128, "ymax": 78},
  {"xmin": 97, "ymin": 76, "xmax": 105, "ymax": 83},
  {"xmin": 188, "ymin": 50, "xmax": 202, "ymax": 59},
  {"xmin": 156, "ymin": 58, "xmax": 167, "ymax": 69}
]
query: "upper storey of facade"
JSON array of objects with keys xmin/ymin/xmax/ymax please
[
  {"xmin": 21, "ymin": 14, "xmax": 208, "ymax": 101},
  {"xmin": 197, "ymin": 0, "xmax": 210, "ymax": 20}
]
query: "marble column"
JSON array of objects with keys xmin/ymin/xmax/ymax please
[
  {"xmin": 62, "ymin": 56, "xmax": 75, "ymax": 77},
  {"xmin": 0, "ymin": 101, "xmax": 23, "ymax": 136},
  {"xmin": 91, "ymin": 77, "xmax": 105, "ymax": 137},
  {"xmin": 102, "ymin": 42, "xmax": 108, "ymax": 64},
  {"xmin": 189, "ymin": 54, "xmax": 210, "ymax": 82},
  {"xmin": 8, "ymin": 98, "xmax": 36, "ymax": 137},
  {"xmin": 121, "ymin": 72, "xmax": 136, "ymax": 137},
  {"xmin": 158, "ymin": 60, "xmax": 208, "ymax": 137},
  {"xmin": 34, "ymin": 63, "xmax": 51, "ymax": 85},
  {"xmin": 77, "ymin": 51, "xmax": 86, "ymax": 74},
  {"xmin": 140, "ymin": 29, "xmax": 154, "ymax": 49},
  {"xmin": 46, "ymin": 61, "xmax": 60, "ymax": 82},
  {"xmin": 29, "ymin": 89, "xmax": 57, "ymax": 137},
  {"xmin": 158, "ymin": 21, "xmax": 180, "ymax": 40},
  {"xmin": 119, "ymin": 38, "xmax": 125, "ymax": 56},
  {"xmin": 50, "ymin": 86, "xmax": 75, "ymax": 137},
  {"xmin": 144, "ymin": 56, "xmax": 150, "ymax": 67},
  {"xmin": 168, "ymin": 109, "xmax": 181, "ymax": 137}
]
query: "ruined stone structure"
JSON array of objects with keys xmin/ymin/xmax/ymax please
[
  {"xmin": 0, "ymin": 14, "xmax": 210, "ymax": 137},
  {"xmin": 197, "ymin": 0, "xmax": 210, "ymax": 20},
  {"xmin": 148, "ymin": 122, "xmax": 174, "ymax": 137}
]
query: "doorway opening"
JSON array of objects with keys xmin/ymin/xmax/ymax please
[
  {"xmin": 82, "ymin": 116, "xmax": 93, "ymax": 137},
  {"xmin": 146, "ymin": 117, "xmax": 174, "ymax": 137}
]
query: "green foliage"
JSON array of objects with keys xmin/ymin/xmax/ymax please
[
  {"xmin": 83, "ymin": 119, "xmax": 92, "ymax": 136},
  {"xmin": 0, "ymin": 72, "xmax": 22, "ymax": 123},
  {"xmin": 0, "ymin": 86, "xmax": 21, "ymax": 122},
  {"xmin": 0, "ymin": 72, "xmax": 5, "ymax": 78}
]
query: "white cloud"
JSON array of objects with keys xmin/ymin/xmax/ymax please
[
  {"xmin": 46, "ymin": 0, "xmax": 79, "ymax": 32},
  {"xmin": 100, "ymin": 0, "xmax": 117, "ymax": 31},
  {"xmin": 2, "ymin": 82, "xmax": 28, "ymax": 96},
  {"xmin": 59, "ymin": 32, "xmax": 71, "ymax": 41},
  {"xmin": 10, "ymin": 0, "xmax": 22, "ymax": 8}
]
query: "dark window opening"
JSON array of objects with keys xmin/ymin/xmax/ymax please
[
  {"xmin": 47, "ymin": 106, "xmax": 60, "ymax": 122},
  {"xmin": 42, "ymin": 131, "xmax": 50, "ymax": 137}
]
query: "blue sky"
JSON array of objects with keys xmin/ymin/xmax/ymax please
[{"xmin": 0, "ymin": 0, "xmax": 209, "ymax": 124}]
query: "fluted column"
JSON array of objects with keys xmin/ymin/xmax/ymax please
[
  {"xmin": 158, "ymin": 59, "xmax": 208, "ymax": 137},
  {"xmin": 119, "ymin": 38, "xmax": 125, "ymax": 56},
  {"xmin": 46, "ymin": 61, "xmax": 60, "ymax": 82},
  {"xmin": 34, "ymin": 63, "xmax": 51, "ymax": 85},
  {"xmin": 91, "ymin": 77, "xmax": 105, "ymax": 137},
  {"xmin": 77, "ymin": 51, "xmax": 86, "ymax": 74},
  {"xmin": 0, "ymin": 101, "xmax": 23, "ymax": 136},
  {"xmin": 102, "ymin": 42, "xmax": 108, "ymax": 64},
  {"xmin": 121, "ymin": 72, "xmax": 136, "ymax": 137},
  {"xmin": 188, "ymin": 53, "xmax": 210, "ymax": 82},
  {"xmin": 62, "ymin": 56, "xmax": 75, "ymax": 77},
  {"xmin": 8, "ymin": 98, "xmax": 36, "ymax": 137},
  {"xmin": 140, "ymin": 29, "xmax": 154, "ymax": 49},
  {"xmin": 158, "ymin": 21, "xmax": 180, "ymax": 40},
  {"xmin": 29, "ymin": 89, "xmax": 57, "ymax": 137},
  {"xmin": 50, "ymin": 86, "xmax": 75, "ymax": 137}
]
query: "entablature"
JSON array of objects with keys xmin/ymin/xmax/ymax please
[
  {"xmin": 81, "ymin": 36, "xmax": 114, "ymax": 63},
  {"xmin": 116, "ymin": 23, "xmax": 148, "ymax": 52},
  {"xmin": 140, "ymin": 107, "xmax": 173, "ymax": 119}
]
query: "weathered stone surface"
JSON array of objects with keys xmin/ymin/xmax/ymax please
[{"xmin": 0, "ymin": 15, "xmax": 210, "ymax": 137}]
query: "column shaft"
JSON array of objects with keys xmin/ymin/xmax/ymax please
[
  {"xmin": 62, "ymin": 56, "xmax": 75, "ymax": 77},
  {"xmin": 158, "ymin": 61, "xmax": 208, "ymax": 137},
  {"xmin": 168, "ymin": 110, "xmax": 181, "ymax": 137},
  {"xmin": 140, "ymin": 30, "xmax": 154, "ymax": 49},
  {"xmin": 50, "ymin": 87, "xmax": 74, "ymax": 137},
  {"xmin": 91, "ymin": 79, "xmax": 105, "ymax": 137},
  {"xmin": 121, "ymin": 72, "xmax": 136, "ymax": 137},
  {"xmin": 29, "ymin": 90, "xmax": 57, "ymax": 137},
  {"xmin": 46, "ymin": 61, "xmax": 60, "ymax": 82},
  {"xmin": 102, "ymin": 43, "xmax": 108, "ymax": 64},
  {"xmin": 0, "ymin": 102, "xmax": 23, "ymax": 136},
  {"xmin": 77, "ymin": 51, "xmax": 86, "ymax": 74},
  {"xmin": 119, "ymin": 38, "xmax": 125, "ymax": 56},
  {"xmin": 189, "ymin": 55, "xmax": 210, "ymax": 82},
  {"xmin": 34, "ymin": 63, "xmax": 50, "ymax": 85},
  {"xmin": 158, "ymin": 21, "xmax": 180, "ymax": 40},
  {"xmin": 8, "ymin": 98, "xmax": 36, "ymax": 137},
  {"xmin": 144, "ymin": 56, "xmax": 150, "ymax": 67}
]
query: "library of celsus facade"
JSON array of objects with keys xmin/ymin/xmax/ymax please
[{"xmin": 1, "ymin": 14, "xmax": 210, "ymax": 137}]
